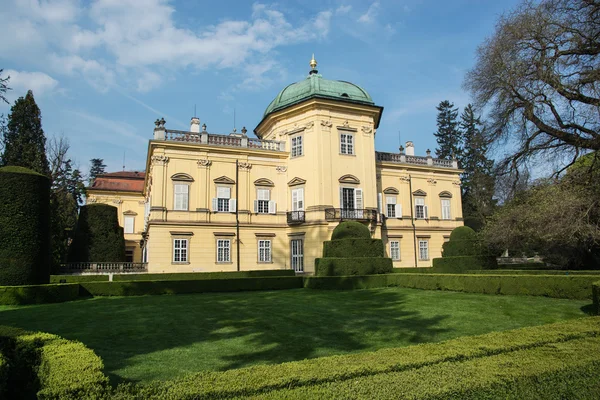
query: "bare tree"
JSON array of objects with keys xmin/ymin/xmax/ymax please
[
  {"xmin": 0, "ymin": 69, "xmax": 10, "ymax": 104},
  {"xmin": 465, "ymin": 0, "xmax": 600, "ymax": 176}
]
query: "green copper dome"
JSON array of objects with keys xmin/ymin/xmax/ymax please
[{"xmin": 263, "ymin": 71, "xmax": 374, "ymax": 117}]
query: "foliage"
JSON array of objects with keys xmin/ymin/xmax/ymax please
[
  {"xmin": 437, "ymin": 227, "xmax": 495, "ymax": 271},
  {"xmin": 50, "ymin": 275, "xmax": 109, "ymax": 283},
  {"xmin": 497, "ymin": 262, "xmax": 548, "ymax": 270},
  {"xmin": 464, "ymin": 0, "xmax": 600, "ymax": 175},
  {"xmin": 68, "ymin": 204, "xmax": 125, "ymax": 262},
  {"xmin": 323, "ymin": 239, "xmax": 385, "ymax": 258},
  {"xmin": 433, "ymin": 256, "xmax": 497, "ymax": 272},
  {"xmin": 469, "ymin": 269, "xmax": 600, "ymax": 275},
  {"xmin": 449, "ymin": 225, "xmax": 477, "ymax": 241},
  {"xmin": 0, "ymin": 283, "xmax": 80, "ymax": 305},
  {"xmin": 114, "ymin": 269, "xmax": 296, "ymax": 281},
  {"xmin": 0, "ymin": 166, "xmax": 51, "ymax": 285},
  {"xmin": 115, "ymin": 317, "xmax": 600, "ymax": 399},
  {"xmin": 79, "ymin": 276, "xmax": 304, "ymax": 297},
  {"xmin": 433, "ymin": 100, "xmax": 462, "ymax": 159},
  {"xmin": 593, "ymin": 281, "xmax": 600, "ymax": 315},
  {"xmin": 0, "ymin": 326, "xmax": 109, "ymax": 399},
  {"xmin": 459, "ymin": 104, "xmax": 496, "ymax": 229},
  {"xmin": 88, "ymin": 158, "xmax": 106, "ymax": 186},
  {"xmin": 304, "ymin": 273, "xmax": 596, "ymax": 299},
  {"xmin": 1, "ymin": 90, "xmax": 50, "ymax": 176},
  {"xmin": 330, "ymin": 221, "xmax": 371, "ymax": 240},
  {"xmin": 314, "ymin": 257, "xmax": 393, "ymax": 276},
  {"xmin": 0, "ymin": 69, "xmax": 9, "ymax": 104}
]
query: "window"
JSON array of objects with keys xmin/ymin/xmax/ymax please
[
  {"xmin": 213, "ymin": 186, "xmax": 236, "ymax": 212},
  {"xmin": 258, "ymin": 240, "xmax": 272, "ymax": 263},
  {"xmin": 291, "ymin": 188, "xmax": 304, "ymax": 211},
  {"xmin": 415, "ymin": 197, "xmax": 428, "ymax": 219},
  {"xmin": 441, "ymin": 199, "xmax": 451, "ymax": 220},
  {"xmin": 390, "ymin": 241, "xmax": 400, "ymax": 261},
  {"xmin": 291, "ymin": 136, "xmax": 303, "ymax": 157},
  {"xmin": 419, "ymin": 240, "xmax": 429, "ymax": 260},
  {"xmin": 291, "ymin": 239, "xmax": 304, "ymax": 272},
  {"xmin": 124, "ymin": 216, "xmax": 135, "ymax": 234},
  {"xmin": 255, "ymin": 188, "xmax": 270, "ymax": 213},
  {"xmin": 386, "ymin": 196, "xmax": 399, "ymax": 218},
  {"xmin": 125, "ymin": 247, "xmax": 135, "ymax": 262},
  {"xmin": 174, "ymin": 184, "xmax": 189, "ymax": 211},
  {"xmin": 340, "ymin": 133, "xmax": 354, "ymax": 155},
  {"xmin": 340, "ymin": 187, "xmax": 363, "ymax": 218},
  {"xmin": 217, "ymin": 239, "xmax": 231, "ymax": 263},
  {"xmin": 173, "ymin": 239, "xmax": 188, "ymax": 263}
]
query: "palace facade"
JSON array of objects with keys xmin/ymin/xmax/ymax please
[{"xmin": 87, "ymin": 58, "xmax": 463, "ymax": 273}]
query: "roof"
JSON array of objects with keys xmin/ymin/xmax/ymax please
[
  {"xmin": 89, "ymin": 171, "xmax": 145, "ymax": 193},
  {"xmin": 263, "ymin": 71, "xmax": 375, "ymax": 118}
]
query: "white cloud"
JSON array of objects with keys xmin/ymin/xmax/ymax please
[
  {"xmin": 336, "ymin": 5, "xmax": 352, "ymax": 15},
  {"xmin": 15, "ymin": 0, "xmax": 80, "ymax": 23},
  {"xmin": 3, "ymin": 70, "xmax": 59, "ymax": 98},
  {"xmin": 358, "ymin": 2, "xmax": 380, "ymax": 24}
]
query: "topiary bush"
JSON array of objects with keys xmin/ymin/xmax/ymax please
[
  {"xmin": 434, "ymin": 226, "xmax": 498, "ymax": 272},
  {"xmin": 68, "ymin": 204, "xmax": 125, "ymax": 262},
  {"xmin": 330, "ymin": 221, "xmax": 371, "ymax": 240},
  {"xmin": 442, "ymin": 226, "xmax": 482, "ymax": 256},
  {"xmin": 0, "ymin": 166, "xmax": 51, "ymax": 286}
]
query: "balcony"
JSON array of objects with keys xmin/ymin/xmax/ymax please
[
  {"xmin": 287, "ymin": 211, "xmax": 305, "ymax": 224},
  {"xmin": 60, "ymin": 262, "xmax": 148, "ymax": 274},
  {"xmin": 376, "ymin": 151, "xmax": 457, "ymax": 169},
  {"xmin": 325, "ymin": 208, "xmax": 378, "ymax": 222}
]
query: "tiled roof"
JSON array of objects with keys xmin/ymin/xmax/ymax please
[{"xmin": 90, "ymin": 171, "xmax": 145, "ymax": 193}]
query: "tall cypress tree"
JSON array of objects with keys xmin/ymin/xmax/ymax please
[
  {"xmin": 88, "ymin": 158, "xmax": 106, "ymax": 185},
  {"xmin": 460, "ymin": 104, "xmax": 496, "ymax": 230},
  {"xmin": 1, "ymin": 90, "xmax": 50, "ymax": 176},
  {"xmin": 434, "ymin": 100, "xmax": 461, "ymax": 159}
]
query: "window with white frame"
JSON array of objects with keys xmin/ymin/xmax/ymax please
[
  {"xmin": 217, "ymin": 239, "xmax": 231, "ymax": 263},
  {"xmin": 291, "ymin": 136, "xmax": 303, "ymax": 157},
  {"xmin": 216, "ymin": 186, "xmax": 231, "ymax": 212},
  {"xmin": 255, "ymin": 188, "xmax": 270, "ymax": 214},
  {"xmin": 386, "ymin": 196, "xmax": 397, "ymax": 218},
  {"xmin": 291, "ymin": 188, "xmax": 304, "ymax": 211},
  {"xmin": 173, "ymin": 239, "xmax": 188, "ymax": 263},
  {"xmin": 390, "ymin": 241, "xmax": 400, "ymax": 261},
  {"xmin": 340, "ymin": 133, "xmax": 354, "ymax": 155},
  {"xmin": 258, "ymin": 240, "xmax": 272, "ymax": 263},
  {"xmin": 174, "ymin": 184, "xmax": 189, "ymax": 211},
  {"xmin": 441, "ymin": 199, "xmax": 451, "ymax": 220},
  {"xmin": 419, "ymin": 240, "xmax": 429, "ymax": 260},
  {"xmin": 291, "ymin": 239, "xmax": 304, "ymax": 272},
  {"xmin": 415, "ymin": 197, "xmax": 428, "ymax": 219},
  {"xmin": 124, "ymin": 216, "xmax": 135, "ymax": 234}
]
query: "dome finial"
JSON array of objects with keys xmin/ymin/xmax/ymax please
[{"xmin": 309, "ymin": 54, "xmax": 318, "ymax": 74}]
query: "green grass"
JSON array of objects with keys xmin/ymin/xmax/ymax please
[{"xmin": 0, "ymin": 288, "xmax": 592, "ymax": 385}]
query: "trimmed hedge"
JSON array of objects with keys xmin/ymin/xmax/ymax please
[
  {"xmin": 449, "ymin": 225, "xmax": 478, "ymax": 241},
  {"xmin": 497, "ymin": 262, "xmax": 548, "ymax": 270},
  {"xmin": 392, "ymin": 268, "xmax": 437, "ymax": 273},
  {"xmin": 50, "ymin": 274, "xmax": 109, "ymax": 283},
  {"xmin": 0, "ymin": 166, "xmax": 51, "ymax": 286},
  {"xmin": 432, "ymin": 255, "xmax": 498, "ymax": 272},
  {"xmin": 304, "ymin": 273, "xmax": 597, "ymax": 299},
  {"xmin": 0, "ymin": 326, "xmax": 109, "ymax": 399},
  {"xmin": 114, "ymin": 269, "xmax": 296, "ymax": 281},
  {"xmin": 68, "ymin": 204, "xmax": 125, "ymax": 262},
  {"xmin": 593, "ymin": 281, "xmax": 600, "ymax": 315},
  {"xmin": 315, "ymin": 258, "xmax": 393, "ymax": 276},
  {"xmin": 323, "ymin": 239, "xmax": 385, "ymax": 258},
  {"xmin": 330, "ymin": 221, "xmax": 371, "ymax": 240},
  {"xmin": 79, "ymin": 276, "xmax": 304, "ymax": 297},
  {"xmin": 121, "ymin": 317, "xmax": 600, "ymax": 399},
  {"xmin": 467, "ymin": 269, "xmax": 600, "ymax": 275},
  {"xmin": 0, "ymin": 283, "xmax": 80, "ymax": 305}
]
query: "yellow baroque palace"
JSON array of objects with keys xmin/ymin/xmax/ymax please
[{"xmin": 87, "ymin": 58, "xmax": 463, "ymax": 274}]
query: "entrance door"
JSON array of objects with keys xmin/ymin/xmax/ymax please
[{"xmin": 291, "ymin": 239, "xmax": 304, "ymax": 272}]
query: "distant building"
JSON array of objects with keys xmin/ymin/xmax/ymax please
[{"xmin": 88, "ymin": 57, "xmax": 463, "ymax": 273}]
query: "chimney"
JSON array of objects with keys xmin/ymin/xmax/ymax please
[
  {"xmin": 405, "ymin": 141, "xmax": 415, "ymax": 156},
  {"xmin": 190, "ymin": 117, "xmax": 200, "ymax": 133}
]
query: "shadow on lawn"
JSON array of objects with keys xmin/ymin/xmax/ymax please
[{"xmin": 0, "ymin": 288, "xmax": 449, "ymax": 384}]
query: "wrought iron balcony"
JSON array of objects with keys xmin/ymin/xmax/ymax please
[
  {"xmin": 325, "ymin": 208, "xmax": 378, "ymax": 222},
  {"xmin": 287, "ymin": 211, "xmax": 306, "ymax": 224}
]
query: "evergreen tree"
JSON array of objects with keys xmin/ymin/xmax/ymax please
[
  {"xmin": 460, "ymin": 104, "xmax": 496, "ymax": 231},
  {"xmin": 89, "ymin": 158, "xmax": 106, "ymax": 185},
  {"xmin": 434, "ymin": 100, "xmax": 461, "ymax": 159},
  {"xmin": 1, "ymin": 90, "xmax": 50, "ymax": 176},
  {"xmin": 0, "ymin": 69, "xmax": 10, "ymax": 104}
]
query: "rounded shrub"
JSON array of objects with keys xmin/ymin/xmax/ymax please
[
  {"xmin": 0, "ymin": 166, "xmax": 51, "ymax": 285},
  {"xmin": 449, "ymin": 226, "xmax": 477, "ymax": 241},
  {"xmin": 331, "ymin": 221, "xmax": 371, "ymax": 240},
  {"xmin": 68, "ymin": 204, "xmax": 125, "ymax": 262}
]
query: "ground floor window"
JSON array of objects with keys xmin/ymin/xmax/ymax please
[
  {"xmin": 390, "ymin": 241, "xmax": 400, "ymax": 261},
  {"xmin": 418, "ymin": 240, "xmax": 429, "ymax": 261},
  {"xmin": 291, "ymin": 239, "xmax": 304, "ymax": 272},
  {"xmin": 125, "ymin": 247, "xmax": 135, "ymax": 263},
  {"xmin": 173, "ymin": 239, "xmax": 188, "ymax": 263},
  {"xmin": 217, "ymin": 239, "xmax": 231, "ymax": 263},
  {"xmin": 258, "ymin": 240, "xmax": 272, "ymax": 263}
]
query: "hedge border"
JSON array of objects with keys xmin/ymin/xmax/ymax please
[
  {"xmin": 467, "ymin": 269, "xmax": 600, "ymax": 275},
  {"xmin": 114, "ymin": 269, "xmax": 296, "ymax": 281},
  {"xmin": 593, "ymin": 281, "xmax": 600, "ymax": 315},
  {"xmin": 432, "ymin": 255, "xmax": 498, "ymax": 272},
  {"xmin": 0, "ymin": 283, "xmax": 80, "ymax": 305},
  {"xmin": 315, "ymin": 257, "xmax": 393, "ymax": 276},
  {"xmin": 50, "ymin": 275, "xmax": 109, "ymax": 283}
]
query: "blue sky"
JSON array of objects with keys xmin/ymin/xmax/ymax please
[{"xmin": 0, "ymin": 0, "xmax": 521, "ymax": 173}]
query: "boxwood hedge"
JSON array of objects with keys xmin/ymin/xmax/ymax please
[
  {"xmin": 432, "ymin": 255, "xmax": 498, "ymax": 272},
  {"xmin": 114, "ymin": 269, "xmax": 296, "ymax": 281},
  {"xmin": 314, "ymin": 257, "xmax": 393, "ymax": 276},
  {"xmin": 0, "ymin": 283, "xmax": 80, "ymax": 305},
  {"xmin": 593, "ymin": 281, "xmax": 600, "ymax": 315},
  {"xmin": 49, "ymin": 275, "xmax": 110, "ymax": 283},
  {"xmin": 0, "ymin": 166, "xmax": 51, "ymax": 286},
  {"xmin": 330, "ymin": 221, "xmax": 371, "ymax": 240},
  {"xmin": 323, "ymin": 239, "xmax": 385, "ymax": 258}
]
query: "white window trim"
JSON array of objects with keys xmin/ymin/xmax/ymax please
[
  {"xmin": 418, "ymin": 240, "xmax": 429, "ymax": 261},
  {"xmin": 172, "ymin": 238, "xmax": 189, "ymax": 263},
  {"xmin": 291, "ymin": 238, "xmax": 304, "ymax": 273},
  {"xmin": 415, "ymin": 197, "xmax": 428, "ymax": 220},
  {"xmin": 214, "ymin": 186, "xmax": 235, "ymax": 213},
  {"xmin": 390, "ymin": 241, "xmax": 401, "ymax": 261},
  {"xmin": 258, "ymin": 239, "xmax": 272, "ymax": 263},
  {"xmin": 217, "ymin": 239, "xmax": 231, "ymax": 263},
  {"xmin": 340, "ymin": 133, "xmax": 354, "ymax": 155},
  {"xmin": 124, "ymin": 215, "xmax": 135, "ymax": 234},
  {"xmin": 173, "ymin": 183, "xmax": 189, "ymax": 211},
  {"xmin": 291, "ymin": 135, "xmax": 303, "ymax": 158},
  {"xmin": 441, "ymin": 198, "xmax": 451, "ymax": 220},
  {"xmin": 291, "ymin": 187, "xmax": 304, "ymax": 211}
]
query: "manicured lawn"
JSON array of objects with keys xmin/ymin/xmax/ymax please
[{"xmin": 0, "ymin": 288, "xmax": 591, "ymax": 384}]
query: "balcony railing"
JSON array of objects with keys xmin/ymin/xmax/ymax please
[
  {"xmin": 325, "ymin": 208, "xmax": 378, "ymax": 222},
  {"xmin": 287, "ymin": 211, "xmax": 306, "ymax": 224},
  {"xmin": 60, "ymin": 262, "xmax": 148, "ymax": 273},
  {"xmin": 160, "ymin": 129, "xmax": 286, "ymax": 152},
  {"xmin": 376, "ymin": 151, "xmax": 457, "ymax": 169}
]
